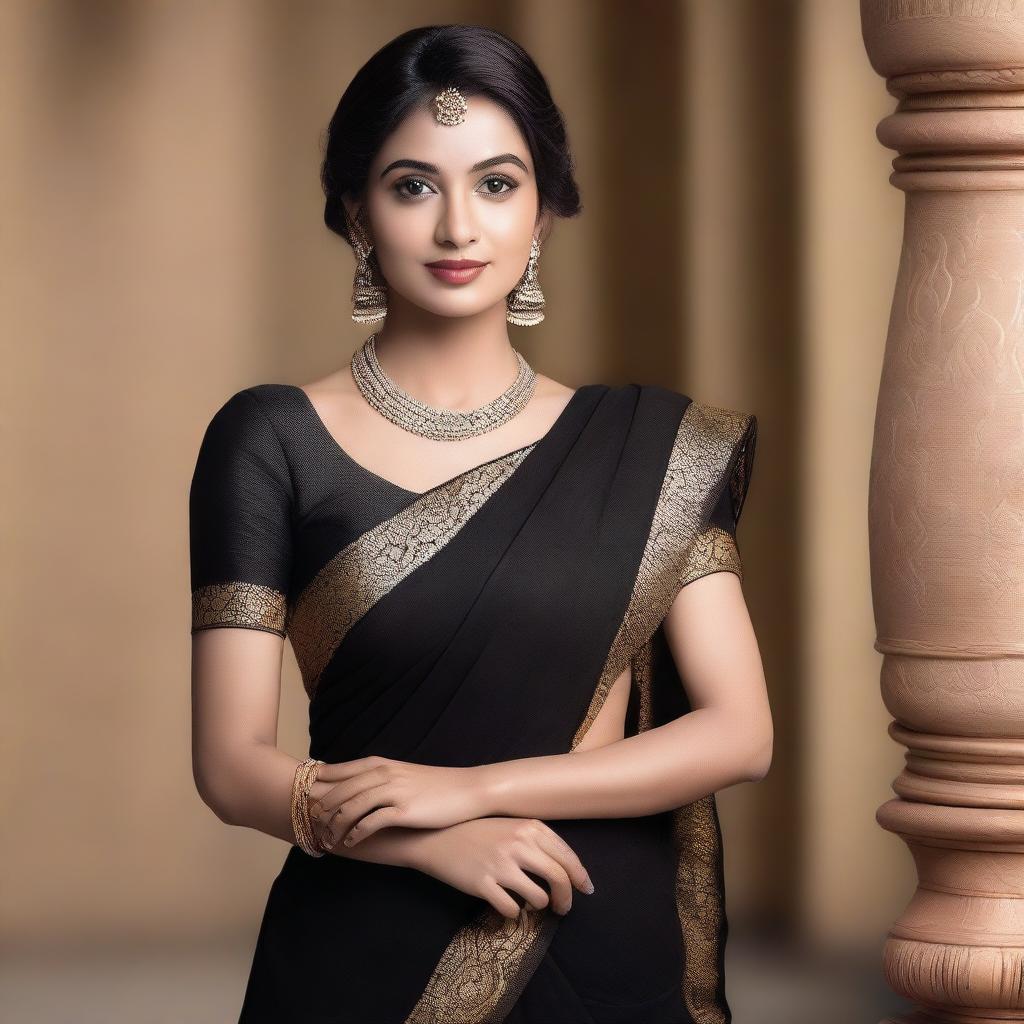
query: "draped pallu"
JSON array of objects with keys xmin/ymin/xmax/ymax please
[
  {"xmin": 190, "ymin": 382, "xmax": 756, "ymax": 1023},
  {"xmin": 861, "ymin": 3, "xmax": 1024, "ymax": 1022}
]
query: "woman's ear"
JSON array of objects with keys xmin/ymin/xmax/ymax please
[
  {"xmin": 535, "ymin": 208, "xmax": 554, "ymax": 248},
  {"xmin": 341, "ymin": 196, "xmax": 370, "ymax": 245}
]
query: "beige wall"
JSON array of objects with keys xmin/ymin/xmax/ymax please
[{"xmin": 3, "ymin": 0, "xmax": 910, "ymax": 950}]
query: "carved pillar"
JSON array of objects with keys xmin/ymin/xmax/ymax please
[{"xmin": 861, "ymin": 3, "xmax": 1024, "ymax": 1022}]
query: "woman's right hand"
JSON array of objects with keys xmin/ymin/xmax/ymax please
[{"xmin": 406, "ymin": 816, "xmax": 595, "ymax": 919}]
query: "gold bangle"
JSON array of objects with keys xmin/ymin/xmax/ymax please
[
  {"xmin": 297, "ymin": 760, "xmax": 324, "ymax": 856},
  {"xmin": 290, "ymin": 757, "xmax": 326, "ymax": 857},
  {"xmin": 299, "ymin": 759, "xmax": 325, "ymax": 856}
]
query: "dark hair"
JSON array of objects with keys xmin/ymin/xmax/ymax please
[{"xmin": 320, "ymin": 24, "xmax": 582, "ymax": 245}]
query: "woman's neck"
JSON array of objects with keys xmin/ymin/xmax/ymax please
[{"xmin": 368, "ymin": 310, "xmax": 522, "ymax": 409}]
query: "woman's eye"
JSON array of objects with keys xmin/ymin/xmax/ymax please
[
  {"xmin": 480, "ymin": 176, "xmax": 517, "ymax": 197},
  {"xmin": 392, "ymin": 176, "xmax": 519, "ymax": 201},
  {"xmin": 394, "ymin": 177, "xmax": 433, "ymax": 200}
]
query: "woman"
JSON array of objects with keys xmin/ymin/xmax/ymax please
[{"xmin": 189, "ymin": 23, "xmax": 771, "ymax": 1024}]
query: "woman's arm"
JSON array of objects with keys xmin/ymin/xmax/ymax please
[
  {"xmin": 475, "ymin": 570, "xmax": 772, "ymax": 820},
  {"xmin": 191, "ymin": 626, "xmax": 425, "ymax": 868},
  {"xmin": 329, "ymin": 570, "xmax": 772, "ymax": 851},
  {"xmin": 191, "ymin": 627, "xmax": 597, "ymax": 916},
  {"xmin": 187, "ymin": 390, "xmax": 518, "ymax": 874}
]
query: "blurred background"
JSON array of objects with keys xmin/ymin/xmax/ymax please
[{"xmin": 3, "ymin": 0, "xmax": 915, "ymax": 1020}]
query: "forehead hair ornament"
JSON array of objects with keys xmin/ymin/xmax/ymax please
[{"xmin": 433, "ymin": 85, "xmax": 468, "ymax": 125}]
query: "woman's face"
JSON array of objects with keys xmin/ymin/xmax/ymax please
[{"xmin": 344, "ymin": 94, "xmax": 548, "ymax": 321}]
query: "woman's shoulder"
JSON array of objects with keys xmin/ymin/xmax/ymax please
[
  {"xmin": 664, "ymin": 385, "xmax": 757, "ymax": 456},
  {"xmin": 622, "ymin": 385, "xmax": 757, "ymax": 530},
  {"xmin": 219, "ymin": 381, "xmax": 302, "ymax": 416},
  {"xmin": 193, "ymin": 384, "xmax": 312, "ymax": 475},
  {"xmin": 199, "ymin": 382, "xmax": 307, "ymax": 435},
  {"xmin": 611, "ymin": 384, "xmax": 757, "ymax": 479},
  {"xmin": 593, "ymin": 380, "xmax": 756, "ymax": 426}
]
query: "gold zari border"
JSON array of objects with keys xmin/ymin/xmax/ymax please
[
  {"xmin": 405, "ymin": 906, "xmax": 560, "ymax": 1024},
  {"xmin": 191, "ymin": 581, "xmax": 288, "ymax": 638}
]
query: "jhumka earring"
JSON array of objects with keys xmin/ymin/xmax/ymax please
[
  {"xmin": 506, "ymin": 236, "xmax": 546, "ymax": 326},
  {"xmin": 348, "ymin": 209, "xmax": 388, "ymax": 325}
]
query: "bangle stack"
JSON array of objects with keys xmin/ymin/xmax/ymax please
[{"xmin": 290, "ymin": 757, "xmax": 326, "ymax": 857}]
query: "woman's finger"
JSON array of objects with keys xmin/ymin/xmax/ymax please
[
  {"xmin": 315, "ymin": 757, "xmax": 389, "ymax": 783},
  {"xmin": 479, "ymin": 879, "xmax": 523, "ymax": 920},
  {"xmin": 340, "ymin": 804, "xmax": 402, "ymax": 846},
  {"xmin": 535, "ymin": 827, "xmax": 595, "ymax": 895},
  {"xmin": 512, "ymin": 847, "xmax": 574, "ymax": 915},
  {"xmin": 311, "ymin": 770, "xmax": 387, "ymax": 823},
  {"xmin": 493, "ymin": 867, "xmax": 552, "ymax": 915},
  {"xmin": 324, "ymin": 784, "xmax": 392, "ymax": 847}
]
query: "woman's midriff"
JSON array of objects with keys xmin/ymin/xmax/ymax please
[{"xmin": 573, "ymin": 664, "xmax": 632, "ymax": 751}]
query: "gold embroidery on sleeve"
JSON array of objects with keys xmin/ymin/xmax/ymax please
[
  {"xmin": 287, "ymin": 446, "xmax": 535, "ymax": 700},
  {"xmin": 191, "ymin": 581, "xmax": 287, "ymax": 637},
  {"xmin": 683, "ymin": 523, "xmax": 743, "ymax": 586}
]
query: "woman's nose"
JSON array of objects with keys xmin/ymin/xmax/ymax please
[{"xmin": 435, "ymin": 193, "xmax": 478, "ymax": 249}]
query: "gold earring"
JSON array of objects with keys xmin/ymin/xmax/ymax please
[
  {"xmin": 348, "ymin": 210, "xmax": 388, "ymax": 324},
  {"xmin": 506, "ymin": 236, "xmax": 545, "ymax": 327}
]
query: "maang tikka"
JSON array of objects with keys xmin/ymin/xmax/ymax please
[{"xmin": 348, "ymin": 83, "xmax": 546, "ymax": 326}]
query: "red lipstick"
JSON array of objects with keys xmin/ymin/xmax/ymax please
[{"xmin": 425, "ymin": 258, "xmax": 488, "ymax": 285}]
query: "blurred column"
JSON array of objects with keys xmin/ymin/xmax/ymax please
[{"xmin": 861, "ymin": 2, "xmax": 1024, "ymax": 1021}]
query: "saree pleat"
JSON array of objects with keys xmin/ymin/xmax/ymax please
[{"xmin": 190, "ymin": 380, "xmax": 756, "ymax": 1024}]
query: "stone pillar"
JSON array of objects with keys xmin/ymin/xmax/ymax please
[{"xmin": 861, "ymin": 2, "xmax": 1024, "ymax": 1022}]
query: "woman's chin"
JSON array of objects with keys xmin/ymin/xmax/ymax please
[{"xmin": 409, "ymin": 292, "xmax": 506, "ymax": 319}]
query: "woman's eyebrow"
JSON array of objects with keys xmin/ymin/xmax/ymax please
[{"xmin": 379, "ymin": 153, "xmax": 529, "ymax": 178}]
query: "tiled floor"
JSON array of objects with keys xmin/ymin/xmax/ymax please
[{"xmin": 1, "ymin": 931, "xmax": 917, "ymax": 1023}]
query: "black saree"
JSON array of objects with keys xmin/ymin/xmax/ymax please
[{"xmin": 189, "ymin": 380, "xmax": 757, "ymax": 1024}]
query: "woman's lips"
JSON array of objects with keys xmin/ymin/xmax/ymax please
[{"xmin": 425, "ymin": 263, "xmax": 487, "ymax": 285}]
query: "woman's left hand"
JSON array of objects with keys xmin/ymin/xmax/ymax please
[{"xmin": 308, "ymin": 756, "xmax": 491, "ymax": 851}]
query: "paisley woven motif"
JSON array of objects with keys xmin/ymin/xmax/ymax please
[{"xmin": 404, "ymin": 906, "xmax": 560, "ymax": 1024}]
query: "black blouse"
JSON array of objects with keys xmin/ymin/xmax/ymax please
[{"xmin": 189, "ymin": 383, "xmax": 744, "ymax": 643}]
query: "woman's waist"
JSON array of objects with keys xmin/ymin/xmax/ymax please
[{"xmin": 544, "ymin": 813, "xmax": 679, "ymax": 883}]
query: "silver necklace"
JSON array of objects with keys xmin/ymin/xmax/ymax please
[{"xmin": 350, "ymin": 331, "xmax": 537, "ymax": 441}]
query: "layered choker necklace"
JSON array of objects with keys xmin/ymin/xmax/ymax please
[{"xmin": 349, "ymin": 331, "xmax": 537, "ymax": 442}]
